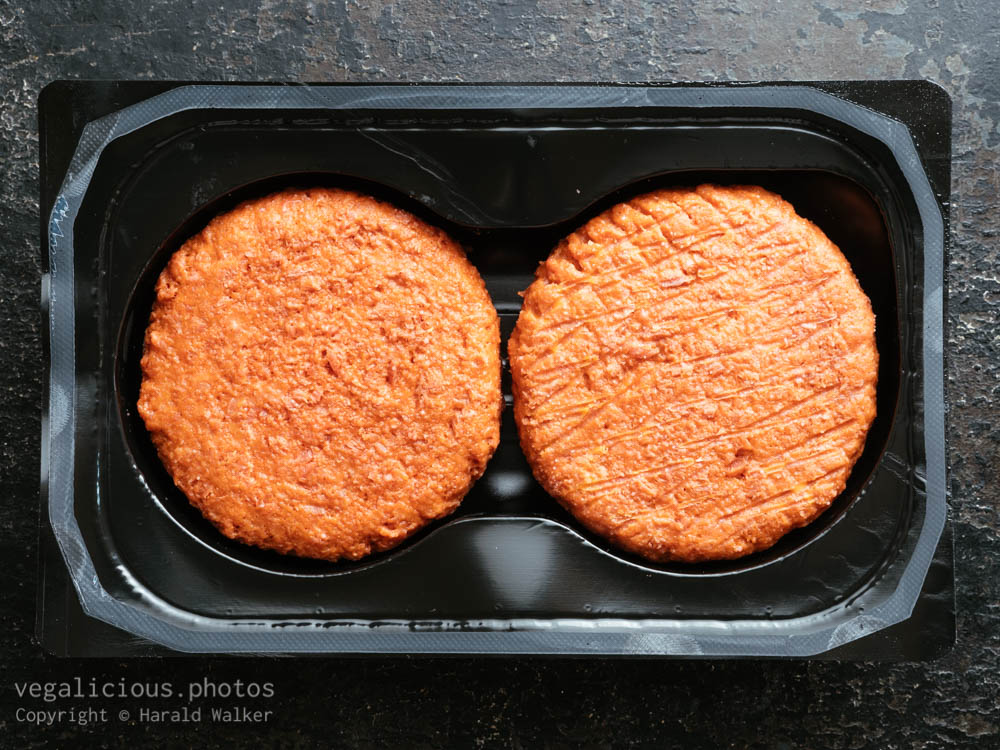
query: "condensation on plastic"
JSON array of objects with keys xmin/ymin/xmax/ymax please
[{"xmin": 44, "ymin": 84, "xmax": 946, "ymax": 655}]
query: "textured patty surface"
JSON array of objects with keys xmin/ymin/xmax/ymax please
[
  {"xmin": 138, "ymin": 188, "xmax": 502, "ymax": 562},
  {"xmin": 509, "ymin": 185, "xmax": 878, "ymax": 563}
]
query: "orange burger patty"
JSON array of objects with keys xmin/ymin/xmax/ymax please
[
  {"xmin": 138, "ymin": 188, "xmax": 502, "ymax": 562},
  {"xmin": 509, "ymin": 185, "xmax": 878, "ymax": 563}
]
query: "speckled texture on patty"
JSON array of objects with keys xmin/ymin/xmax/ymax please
[
  {"xmin": 509, "ymin": 184, "xmax": 878, "ymax": 563},
  {"xmin": 138, "ymin": 187, "xmax": 502, "ymax": 562}
]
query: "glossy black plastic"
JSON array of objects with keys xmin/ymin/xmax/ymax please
[{"xmin": 38, "ymin": 82, "xmax": 953, "ymax": 657}]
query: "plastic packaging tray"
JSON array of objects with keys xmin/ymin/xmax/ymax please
[{"xmin": 39, "ymin": 82, "xmax": 952, "ymax": 657}]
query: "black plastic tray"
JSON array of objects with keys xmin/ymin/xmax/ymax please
[{"xmin": 38, "ymin": 82, "xmax": 952, "ymax": 657}]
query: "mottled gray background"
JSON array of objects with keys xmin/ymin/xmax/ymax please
[{"xmin": 1, "ymin": 1, "xmax": 997, "ymax": 747}]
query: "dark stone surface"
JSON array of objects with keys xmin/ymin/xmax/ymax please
[{"xmin": 1, "ymin": 1, "xmax": 996, "ymax": 747}]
